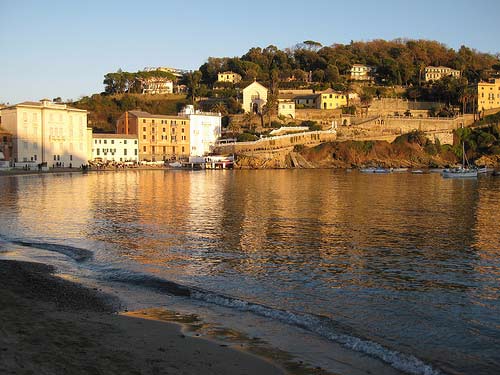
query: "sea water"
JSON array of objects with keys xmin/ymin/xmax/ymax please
[{"xmin": 0, "ymin": 170, "xmax": 499, "ymax": 374}]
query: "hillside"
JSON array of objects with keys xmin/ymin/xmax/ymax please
[
  {"xmin": 71, "ymin": 93, "xmax": 188, "ymax": 133},
  {"xmin": 235, "ymin": 126, "xmax": 500, "ymax": 169}
]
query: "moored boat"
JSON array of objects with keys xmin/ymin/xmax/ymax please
[
  {"xmin": 442, "ymin": 168, "xmax": 478, "ymax": 178},
  {"xmin": 442, "ymin": 142, "xmax": 477, "ymax": 179}
]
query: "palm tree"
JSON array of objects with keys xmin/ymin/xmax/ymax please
[{"xmin": 211, "ymin": 102, "xmax": 228, "ymax": 116}]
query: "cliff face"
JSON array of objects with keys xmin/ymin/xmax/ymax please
[
  {"xmin": 234, "ymin": 140, "xmax": 460, "ymax": 169},
  {"xmin": 300, "ymin": 140, "xmax": 458, "ymax": 168}
]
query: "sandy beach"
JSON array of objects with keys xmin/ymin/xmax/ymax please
[{"xmin": 0, "ymin": 259, "xmax": 286, "ymax": 375}]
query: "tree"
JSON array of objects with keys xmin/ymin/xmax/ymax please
[
  {"xmin": 185, "ymin": 71, "xmax": 202, "ymax": 104},
  {"xmin": 324, "ymin": 65, "xmax": 340, "ymax": 83},
  {"xmin": 211, "ymin": 102, "xmax": 228, "ymax": 115}
]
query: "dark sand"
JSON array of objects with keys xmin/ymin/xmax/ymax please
[{"xmin": 0, "ymin": 259, "xmax": 285, "ymax": 375}]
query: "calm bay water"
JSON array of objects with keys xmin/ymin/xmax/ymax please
[{"xmin": 0, "ymin": 170, "xmax": 499, "ymax": 374}]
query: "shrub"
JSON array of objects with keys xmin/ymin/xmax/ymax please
[{"xmin": 237, "ymin": 133, "xmax": 258, "ymax": 142}]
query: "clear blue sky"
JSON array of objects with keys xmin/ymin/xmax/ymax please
[{"xmin": 1, "ymin": 0, "xmax": 499, "ymax": 104}]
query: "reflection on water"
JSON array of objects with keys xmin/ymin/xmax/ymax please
[{"xmin": 0, "ymin": 170, "xmax": 499, "ymax": 374}]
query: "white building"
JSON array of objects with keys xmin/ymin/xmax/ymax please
[
  {"xmin": 242, "ymin": 81, "xmax": 268, "ymax": 113},
  {"xmin": 0, "ymin": 99, "xmax": 91, "ymax": 168},
  {"xmin": 277, "ymin": 99, "xmax": 295, "ymax": 118},
  {"xmin": 92, "ymin": 134, "xmax": 139, "ymax": 162},
  {"xmin": 180, "ymin": 105, "xmax": 221, "ymax": 157},
  {"xmin": 139, "ymin": 78, "xmax": 174, "ymax": 95},
  {"xmin": 424, "ymin": 66, "xmax": 461, "ymax": 82},
  {"xmin": 350, "ymin": 64, "xmax": 374, "ymax": 81}
]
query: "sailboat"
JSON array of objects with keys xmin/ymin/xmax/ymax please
[{"xmin": 442, "ymin": 142, "xmax": 478, "ymax": 178}]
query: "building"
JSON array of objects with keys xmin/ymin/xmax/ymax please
[
  {"xmin": 424, "ymin": 66, "xmax": 461, "ymax": 82},
  {"xmin": 116, "ymin": 111, "xmax": 190, "ymax": 161},
  {"xmin": 350, "ymin": 64, "xmax": 374, "ymax": 81},
  {"xmin": 0, "ymin": 99, "xmax": 90, "ymax": 167},
  {"xmin": 217, "ymin": 71, "xmax": 242, "ymax": 84},
  {"xmin": 0, "ymin": 127, "xmax": 13, "ymax": 165},
  {"xmin": 277, "ymin": 99, "xmax": 296, "ymax": 118},
  {"xmin": 291, "ymin": 89, "xmax": 347, "ymax": 110},
  {"xmin": 242, "ymin": 81, "xmax": 268, "ymax": 113},
  {"xmin": 139, "ymin": 78, "xmax": 174, "ymax": 95},
  {"xmin": 92, "ymin": 134, "xmax": 138, "ymax": 162},
  {"xmin": 478, "ymin": 78, "xmax": 500, "ymax": 111},
  {"xmin": 143, "ymin": 66, "xmax": 190, "ymax": 79},
  {"xmin": 316, "ymin": 89, "xmax": 348, "ymax": 109},
  {"xmin": 180, "ymin": 105, "xmax": 221, "ymax": 157}
]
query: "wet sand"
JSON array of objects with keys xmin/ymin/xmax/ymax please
[{"xmin": 0, "ymin": 259, "xmax": 285, "ymax": 375}]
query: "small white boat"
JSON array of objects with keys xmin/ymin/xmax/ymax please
[
  {"xmin": 360, "ymin": 167, "xmax": 391, "ymax": 173},
  {"xmin": 168, "ymin": 161, "xmax": 183, "ymax": 168},
  {"xmin": 442, "ymin": 142, "xmax": 477, "ymax": 179},
  {"xmin": 360, "ymin": 168, "xmax": 376, "ymax": 173},
  {"xmin": 477, "ymin": 167, "xmax": 490, "ymax": 174},
  {"xmin": 392, "ymin": 168, "xmax": 409, "ymax": 173},
  {"xmin": 442, "ymin": 168, "xmax": 478, "ymax": 178},
  {"xmin": 411, "ymin": 169, "xmax": 424, "ymax": 174}
]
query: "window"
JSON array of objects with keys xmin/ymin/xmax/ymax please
[
  {"xmin": 111, "ymin": 140, "xmax": 114, "ymax": 144},
  {"xmin": 124, "ymin": 140, "xmax": 127, "ymax": 144},
  {"xmin": 135, "ymin": 149, "xmax": 137, "ymax": 155},
  {"xmin": 181, "ymin": 128, "xmax": 185, "ymax": 133},
  {"xmin": 70, "ymin": 155, "xmax": 73, "ymax": 161},
  {"xmin": 23, "ymin": 112, "xmax": 28, "ymax": 122},
  {"xmin": 143, "ymin": 119, "xmax": 146, "ymax": 123},
  {"xmin": 124, "ymin": 149, "xmax": 127, "ymax": 156},
  {"xmin": 143, "ymin": 127, "xmax": 146, "ymax": 132},
  {"xmin": 143, "ymin": 135, "xmax": 146, "ymax": 140},
  {"xmin": 143, "ymin": 146, "xmax": 146, "ymax": 152},
  {"xmin": 134, "ymin": 140, "xmax": 138, "ymax": 144}
]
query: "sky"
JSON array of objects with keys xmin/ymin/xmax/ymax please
[{"xmin": 0, "ymin": 0, "xmax": 499, "ymax": 104}]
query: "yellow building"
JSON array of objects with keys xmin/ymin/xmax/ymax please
[
  {"xmin": 293, "ymin": 89, "xmax": 347, "ymax": 110},
  {"xmin": 478, "ymin": 78, "xmax": 500, "ymax": 111},
  {"xmin": 316, "ymin": 89, "xmax": 348, "ymax": 110},
  {"xmin": 116, "ymin": 110, "xmax": 190, "ymax": 161},
  {"xmin": 424, "ymin": 66, "xmax": 460, "ymax": 82},
  {"xmin": 217, "ymin": 71, "xmax": 242, "ymax": 83}
]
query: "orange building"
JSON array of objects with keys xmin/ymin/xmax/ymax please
[{"xmin": 116, "ymin": 111, "xmax": 190, "ymax": 161}]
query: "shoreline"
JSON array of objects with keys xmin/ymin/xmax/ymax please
[{"xmin": 0, "ymin": 259, "xmax": 289, "ymax": 375}]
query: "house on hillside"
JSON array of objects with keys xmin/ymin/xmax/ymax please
[
  {"xmin": 217, "ymin": 71, "xmax": 242, "ymax": 84},
  {"xmin": 350, "ymin": 64, "xmax": 374, "ymax": 81},
  {"xmin": 424, "ymin": 66, "xmax": 460, "ymax": 82},
  {"xmin": 139, "ymin": 77, "xmax": 174, "ymax": 94},
  {"xmin": 477, "ymin": 78, "xmax": 500, "ymax": 111},
  {"xmin": 242, "ymin": 81, "xmax": 268, "ymax": 114},
  {"xmin": 316, "ymin": 88, "xmax": 348, "ymax": 109},
  {"xmin": 288, "ymin": 89, "xmax": 347, "ymax": 110},
  {"xmin": 277, "ymin": 98, "xmax": 295, "ymax": 118}
]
